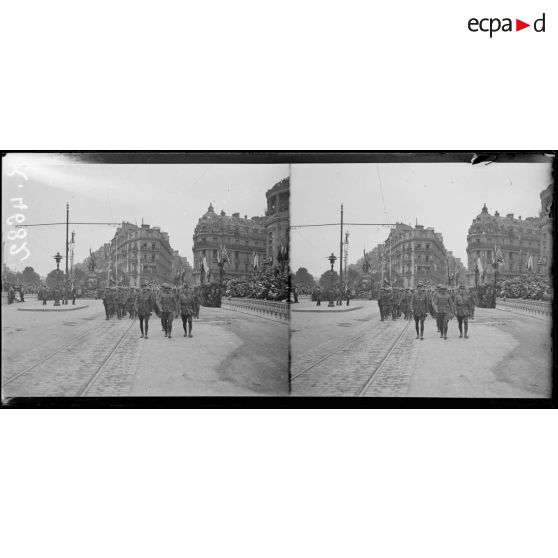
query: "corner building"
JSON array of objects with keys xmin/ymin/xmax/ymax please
[
  {"xmin": 192, "ymin": 177, "xmax": 290, "ymax": 285},
  {"xmin": 466, "ymin": 204, "xmax": 542, "ymax": 279},
  {"xmin": 380, "ymin": 223, "xmax": 449, "ymax": 288}
]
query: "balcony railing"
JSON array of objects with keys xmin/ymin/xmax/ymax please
[{"xmin": 221, "ymin": 297, "xmax": 289, "ymax": 323}]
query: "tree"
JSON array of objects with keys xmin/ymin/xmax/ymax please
[
  {"xmin": 71, "ymin": 266, "xmax": 88, "ymax": 287},
  {"xmin": 21, "ymin": 266, "xmax": 42, "ymax": 286},
  {"xmin": 46, "ymin": 269, "xmax": 66, "ymax": 289},
  {"xmin": 293, "ymin": 267, "xmax": 316, "ymax": 289},
  {"xmin": 319, "ymin": 269, "xmax": 339, "ymax": 290}
]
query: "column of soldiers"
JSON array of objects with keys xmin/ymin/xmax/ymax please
[
  {"xmin": 376, "ymin": 283, "xmax": 476, "ymax": 340},
  {"xmin": 100, "ymin": 282, "xmax": 202, "ymax": 340}
]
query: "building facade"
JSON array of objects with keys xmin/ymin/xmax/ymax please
[
  {"xmin": 191, "ymin": 176, "xmax": 290, "ymax": 285},
  {"xmin": 265, "ymin": 177, "xmax": 290, "ymax": 266},
  {"xmin": 539, "ymin": 184, "xmax": 553, "ymax": 275},
  {"xmin": 192, "ymin": 204, "xmax": 267, "ymax": 285},
  {"xmin": 81, "ymin": 222, "xmax": 188, "ymax": 287},
  {"xmin": 378, "ymin": 223, "xmax": 450, "ymax": 288},
  {"xmin": 466, "ymin": 204, "xmax": 542, "ymax": 281}
]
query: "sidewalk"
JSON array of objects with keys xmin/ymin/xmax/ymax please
[{"xmin": 291, "ymin": 298, "xmax": 363, "ymax": 313}]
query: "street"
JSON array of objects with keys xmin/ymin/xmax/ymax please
[
  {"xmin": 290, "ymin": 297, "xmax": 552, "ymax": 397},
  {"xmin": 1, "ymin": 299, "xmax": 288, "ymax": 398}
]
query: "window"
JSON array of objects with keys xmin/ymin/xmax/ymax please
[
  {"xmin": 152, "ymin": 243, "xmax": 156, "ymax": 250},
  {"xmin": 426, "ymin": 244, "xmax": 430, "ymax": 250}
]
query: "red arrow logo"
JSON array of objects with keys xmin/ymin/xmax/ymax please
[{"xmin": 516, "ymin": 19, "xmax": 530, "ymax": 31}]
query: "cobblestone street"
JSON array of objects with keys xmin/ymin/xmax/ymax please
[
  {"xmin": 1, "ymin": 299, "xmax": 288, "ymax": 398},
  {"xmin": 291, "ymin": 299, "xmax": 552, "ymax": 397}
]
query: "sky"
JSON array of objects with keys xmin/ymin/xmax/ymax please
[
  {"xmin": 2, "ymin": 154, "xmax": 289, "ymax": 276},
  {"xmin": 291, "ymin": 162, "xmax": 553, "ymax": 278}
]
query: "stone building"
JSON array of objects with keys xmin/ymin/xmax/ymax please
[
  {"xmin": 81, "ymin": 222, "xmax": 188, "ymax": 287},
  {"xmin": 265, "ymin": 177, "xmax": 289, "ymax": 266},
  {"xmin": 192, "ymin": 205, "xmax": 267, "ymax": 285},
  {"xmin": 539, "ymin": 184, "xmax": 553, "ymax": 275},
  {"xmin": 377, "ymin": 223, "xmax": 450, "ymax": 288},
  {"xmin": 191, "ymin": 176, "xmax": 290, "ymax": 285},
  {"xmin": 466, "ymin": 204, "xmax": 542, "ymax": 281}
]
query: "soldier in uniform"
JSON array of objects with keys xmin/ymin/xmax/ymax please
[
  {"xmin": 389, "ymin": 287, "xmax": 399, "ymax": 321},
  {"xmin": 432, "ymin": 284, "xmax": 453, "ymax": 340},
  {"xmin": 193, "ymin": 287, "xmax": 202, "ymax": 318},
  {"xmin": 126, "ymin": 287, "xmax": 136, "ymax": 319},
  {"xmin": 179, "ymin": 285, "xmax": 195, "ymax": 337},
  {"xmin": 158, "ymin": 283, "xmax": 179, "ymax": 339},
  {"xmin": 401, "ymin": 288, "xmax": 412, "ymax": 320},
  {"xmin": 411, "ymin": 282, "xmax": 428, "ymax": 340},
  {"xmin": 102, "ymin": 287, "xmax": 114, "ymax": 320},
  {"xmin": 377, "ymin": 287, "xmax": 385, "ymax": 320},
  {"xmin": 469, "ymin": 287, "xmax": 477, "ymax": 320},
  {"xmin": 117, "ymin": 287, "xmax": 128, "ymax": 319},
  {"xmin": 135, "ymin": 282, "xmax": 155, "ymax": 339},
  {"xmin": 454, "ymin": 284, "xmax": 471, "ymax": 339}
]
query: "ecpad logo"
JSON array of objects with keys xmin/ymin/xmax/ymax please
[{"xmin": 468, "ymin": 13, "xmax": 546, "ymax": 37}]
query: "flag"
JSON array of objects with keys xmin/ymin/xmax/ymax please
[
  {"xmin": 221, "ymin": 245, "xmax": 230, "ymax": 264},
  {"xmin": 476, "ymin": 257, "xmax": 483, "ymax": 277},
  {"xmin": 253, "ymin": 252, "xmax": 259, "ymax": 271},
  {"xmin": 495, "ymin": 246, "xmax": 504, "ymax": 265},
  {"xmin": 527, "ymin": 253, "xmax": 533, "ymax": 271}
]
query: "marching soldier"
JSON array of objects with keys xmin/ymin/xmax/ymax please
[
  {"xmin": 179, "ymin": 285, "xmax": 195, "ymax": 337},
  {"xmin": 469, "ymin": 287, "xmax": 477, "ymax": 320},
  {"xmin": 158, "ymin": 283, "xmax": 179, "ymax": 339},
  {"xmin": 126, "ymin": 287, "xmax": 136, "ymax": 319},
  {"xmin": 389, "ymin": 287, "xmax": 399, "ymax": 321},
  {"xmin": 135, "ymin": 282, "xmax": 155, "ymax": 339},
  {"xmin": 102, "ymin": 287, "xmax": 114, "ymax": 320},
  {"xmin": 401, "ymin": 288, "xmax": 412, "ymax": 320},
  {"xmin": 411, "ymin": 282, "xmax": 428, "ymax": 340},
  {"xmin": 193, "ymin": 287, "xmax": 202, "ymax": 318},
  {"xmin": 455, "ymin": 284, "xmax": 471, "ymax": 339},
  {"xmin": 432, "ymin": 284, "xmax": 453, "ymax": 340}
]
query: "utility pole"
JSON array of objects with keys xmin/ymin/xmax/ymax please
[
  {"xmin": 389, "ymin": 234, "xmax": 392, "ymax": 285},
  {"xmin": 344, "ymin": 231, "xmax": 349, "ymax": 287},
  {"xmin": 338, "ymin": 204, "xmax": 343, "ymax": 305},
  {"xmin": 70, "ymin": 230, "xmax": 75, "ymax": 289},
  {"xmin": 64, "ymin": 203, "xmax": 69, "ymax": 304}
]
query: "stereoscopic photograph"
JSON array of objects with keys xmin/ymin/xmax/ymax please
[
  {"xmin": 2, "ymin": 154, "xmax": 290, "ymax": 399},
  {"xmin": 289, "ymin": 155, "xmax": 553, "ymax": 398}
]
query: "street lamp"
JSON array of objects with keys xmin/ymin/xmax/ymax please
[
  {"xmin": 53, "ymin": 252, "xmax": 63, "ymax": 306},
  {"xmin": 327, "ymin": 252, "xmax": 337, "ymax": 308}
]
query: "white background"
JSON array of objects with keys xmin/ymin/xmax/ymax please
[{"xmin": 1, "ymin": 1, "xmax": 556, "ymax": 558}]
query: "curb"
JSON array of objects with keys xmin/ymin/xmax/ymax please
[
  {"xmin": 18, "ymin": 305, "xmax": 90, "ymax": 312},
  {"xmin": 291, "ymin": 305, "xmax": 363, "ymax": 313}
]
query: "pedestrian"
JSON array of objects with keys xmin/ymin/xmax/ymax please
[
  {"xmin": 39, "ymin": 284, "xmax": 47, "ymax": 305},
  {"xmin": 179, "ymin": 285, "xmax": 195, "ymax": 337},
  {"xmin": 158, "ymin": 283, "xmax": 179, "ymax": 339},
  {"xmin": 316, "ymin": 287, "xmax": 322, "ymax": 306},
  {"xmin": 193, "ymin": 287, "xmax": 202, "ymax": 318},
  {"xmin": 18, "ymin": 285, "xmax": 25, "ymax": 302},
  {"xmin": 293, "ymin": 286, "xmax": 299, "ymax": 303},
  {"xmin": 345, "ymin": 286, "xmax": 351, "ymax": 306},
  {"xmin": 455, "ymin": 285, "xmax": 470, "ymax": 339},
  {"xmin": 411, "ymin": 282, "xmax": 428, "ymax": 340},
  {"xmin": 135, "ymin": 282, "xmax": 155, "ymax": 339},
  {"xmin": 71, "ymin": 286, "xmax": 76, "ymax": 305},
  {"xmin": 432, "ymin": 285, "xmax": 453, "ymax": 340}
]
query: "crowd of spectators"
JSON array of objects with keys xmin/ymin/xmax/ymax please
[
  {"xmin": 498, "ymin": 274, "xmax": 553, "ymax": 301},
  {"xmin": 223, "ymin": 269, "xmax": 289, "ymax": 301}
]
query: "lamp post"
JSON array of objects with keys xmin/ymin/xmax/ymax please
[
  {"xmin": 53, "ymin": 252, "xmax": 63, "ymax": 306},
  {"xmin": 327, "ymin": 252, "xmax": 337, "ymax": 308}
]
